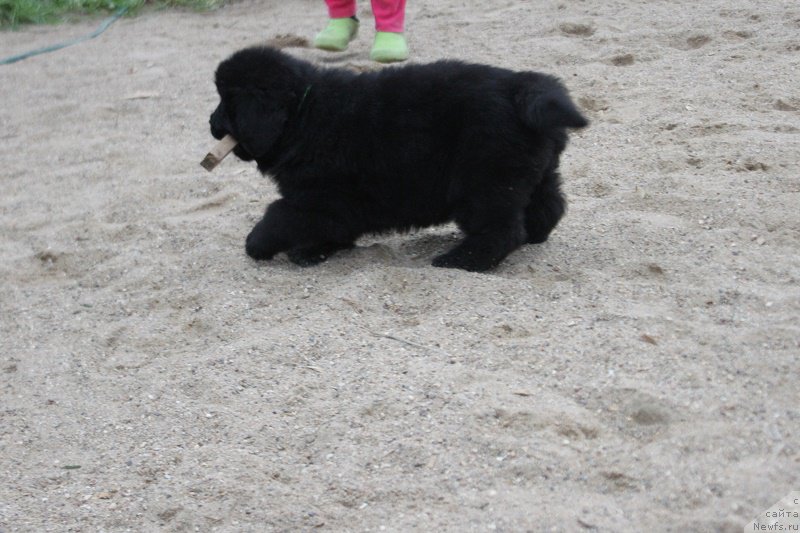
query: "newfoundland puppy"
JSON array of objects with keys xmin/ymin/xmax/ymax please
[{"xmin": 209, "ymin": 46, "xmax": 587, "ymax": 272}]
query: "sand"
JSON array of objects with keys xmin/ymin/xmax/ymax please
[{"xmin": 1, "ymin": 0, "xmax": 798, "ymax": 531}]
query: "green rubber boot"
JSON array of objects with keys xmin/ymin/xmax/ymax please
[
  {"xmin": 314, "ymin": 18, "xmax": 359, "ymax": 52},
  {"xmin": 370, "ymin": 31, "xmax": 408, "ymax": 63}
]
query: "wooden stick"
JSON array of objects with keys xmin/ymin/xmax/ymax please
[{"xmin": 200, "ymin": 134, "xmax": 238, "ymax": 171}]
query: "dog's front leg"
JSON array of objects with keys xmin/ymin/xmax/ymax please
[
  {"xmin": 245, "ymin": 199, "xmax": 295, "ymax": 260},
  {"xmin": 245, "ymin": 198, "xmax": 356, "ymax": 264}
]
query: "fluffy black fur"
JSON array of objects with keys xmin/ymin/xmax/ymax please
[{"xmin": 210, "ymin": 46, "xmax": 587, "ymax": 272}]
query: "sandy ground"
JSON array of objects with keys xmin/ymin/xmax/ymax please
[{"xmin": 1, "ymin": 0, "xmax": 799, "ymax": 531}]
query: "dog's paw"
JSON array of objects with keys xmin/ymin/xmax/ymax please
[
  {"xmin": 525, "ymin": 231, "xmax": 551, "ymax": 244},
  {"xmin": 245, "ymin": 242, "xmax": 275, "ymax": 261},
  {"xmin": 245, "ymin": 231, "xmax": 279, "ymax": 260}
]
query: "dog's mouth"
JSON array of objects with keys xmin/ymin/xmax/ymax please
[
  {"xmin": 232, "ymin": 143, "xmax": 254, "ymax": 162},
  {"xmin": 211, "ymin": 128, "xmax": 254, "ymax": 162},
  {"xmin": 210, "ymin": 108, "xmax": 254, "ymax": 162}
]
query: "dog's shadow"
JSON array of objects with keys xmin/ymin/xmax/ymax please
[
  {"xmin": 254, "ymin": 228, "xmax": 462, "ymax": 272},
  {"xmin": 250, "ymin": 228, "xmax": 552, "ymax": 275},
  {"xmin": 344, "ymin": 229, "xmax": 463, "ymax": 269}
]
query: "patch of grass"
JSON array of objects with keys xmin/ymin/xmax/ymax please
[{"xmin": 0, "ymin": 0, "xmax": 223, "ymax": 28}]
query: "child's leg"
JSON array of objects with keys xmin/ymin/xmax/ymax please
[
  {"xmin": 325, "ymin": 0, "xmax": 357, "ymax": 19},
  {"xmin": 370, "ymin": 0, "xmax": 408, "ymax": 62},
  {"xmin": 371, "ymin": 0, "xmax": 405, "ymax": 33}
]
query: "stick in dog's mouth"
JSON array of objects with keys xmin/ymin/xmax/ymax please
[{"xmin": 201, "ymin": 134, "xmax": 238, "ymax": 171}]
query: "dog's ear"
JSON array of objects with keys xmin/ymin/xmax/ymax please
[{"xmin": 230, "ymin": 88, "xmax": 288, "ymax": 158}]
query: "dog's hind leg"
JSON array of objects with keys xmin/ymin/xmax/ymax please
[
  {"xmin": 524, "ymin": 168, "xmax": 566, "ymax": 244},
  {"xmin": 433, "ymin": 206, "xmax": 527, "ymax": 272}
]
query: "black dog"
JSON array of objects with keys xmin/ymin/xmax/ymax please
[{"xmin": 210, "ymin": 47, "xmax": 587, "ymax": 272}]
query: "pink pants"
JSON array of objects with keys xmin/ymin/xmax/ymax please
[{"xmin": 325, "ymin": 0, "xmax": 406, "ymax": 33}]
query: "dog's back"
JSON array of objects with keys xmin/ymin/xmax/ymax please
[
  {"xmin": 359, "ymin": 59, "xmax": 586, "ymax": 134},
  {"xmin": 311, "ymin": 61, "xmax": 586, "ymax": 223}
]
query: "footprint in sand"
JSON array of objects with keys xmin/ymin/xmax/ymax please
[
  {"xmin": 686, "ymin": 35, "xmax": 712, "ymax": 49},
  {"xmin": 774, "ymin": 99, "xmax": 798, "ymax": 112},
  {"xmin": 583, "ymin": 387, "xmax": 677, "ymax": 441},
  {"xmin": 722, "ymin": 30, "xmax": 753, "ymax": 40},
  {"xmin": 669, "ymin": 34, "xmax": 713, "ymax": 51},
  {"xmin": 578, "ymin": 95, "xmax": 609, "ymax": 113},
  {"xmin": 559, "ymin": 22, "xmax": 595, "ymax": 37},
  {"xmin": 609, "ymin": 53, "xmax": 635, "ymax": 66},
  {"xmin": 185, "ymin": 193, "xmax": 236, "ymax": 214},
  {"xmin": 265, "ymin": 34, "xmax": 310, "ymax": 49}
]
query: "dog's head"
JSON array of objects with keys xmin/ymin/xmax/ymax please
[{"xmin": 210, "ymin": 47, "xmax": 309, "ymax": 162}]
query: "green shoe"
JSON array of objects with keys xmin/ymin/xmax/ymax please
[
  {"xmin": 314, "ymin": 18, "xmax": 359, "ymax": 52},
  {"xmin": 370, "ymin": 31, "xmax": 408, "ymax": 63}
]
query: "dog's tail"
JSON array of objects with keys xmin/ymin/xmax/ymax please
[{"xmin": 516, "ymin": 76, "xmax": 589, "ymax": 131}]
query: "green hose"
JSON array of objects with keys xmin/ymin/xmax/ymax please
[{"xmin": 0, "ymin": 7, "xmax": 128, "ymax": 65}]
